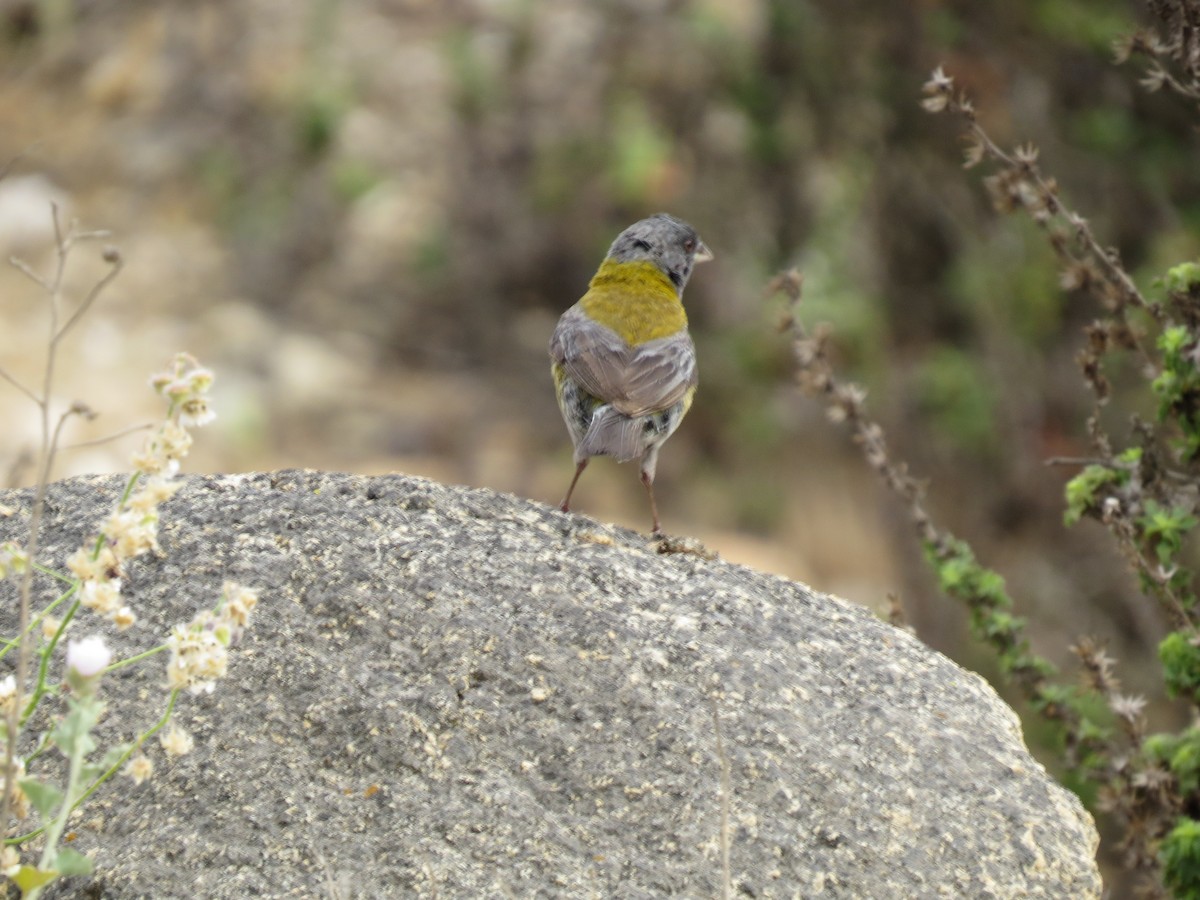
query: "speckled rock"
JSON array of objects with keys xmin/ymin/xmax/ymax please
[{"xmin": 0, "ymin": 471, "xmax": 1100, "ymax": 899}]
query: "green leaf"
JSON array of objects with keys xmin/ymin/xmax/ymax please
[
  {"xmin": 1163, "ymin": 816, "xmax": 1200, "ymax": 898},
  {"xmin": 1160, "ymin": 324, "xmax": 1192, "ymax": 357},
  {"xmin": 1117, "ymin": 446, "xmax": 1143, "ymax": 464},
  {"xmin": 1161, "ymin": 632, "xmax": 1200, "ymax": 702},
  {"xmin": 18, "ymin": 777, "xmax": 62, "ymax": 820},
  {"xmin": 1139, "ymin": 500, "xmax": 1198, "ymax": 563},
  {"xmin": 1146, "ymin": 731, "xmax": 1181, "ymax": 761},
  {"xmin": 52, "ymin": 847, "xmax": 93, "ymax": 876},
  {"xmin": 81, "ymin": 742, "xmax": 131, "ymax": 783},
  {"xmin": 51, "ymin": 697, "xmax": 103, "ymax": 756},
  {"xmin": 1166, "ymin": 262, "xmax": 1200, "ymax": 294},
  {"xmin": 10, "ymin": 864, "xmax": 58, "ymax": 893},
  {"xmin": 1063, "ymin": 463, "xmax": 1124, "ymax": 526}
]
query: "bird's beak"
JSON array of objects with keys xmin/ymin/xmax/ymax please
[{"xmin": 694, "ymin": 241, "xmax": 714, "ymax": 263}]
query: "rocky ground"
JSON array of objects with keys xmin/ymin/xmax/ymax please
[{"xmin": 0, "ymin": 471, "xmax": 1099, "ymax": 898}]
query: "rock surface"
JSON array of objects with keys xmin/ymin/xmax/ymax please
[{"xmin": 0, "ymin": 471, "xmax": 1099, "ymax": 898}]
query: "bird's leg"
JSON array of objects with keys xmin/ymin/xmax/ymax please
[
  {"xmin": 560, "ymin": 460, "xmax": 588, "ymax": 513},
  {"xmin": 641, "ymin": 470, "xmax": 662, "ymax": 536}
]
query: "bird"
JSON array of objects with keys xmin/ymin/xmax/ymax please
[{"xmin": 549, "ymin": 213, "xmax": 712, "ymax": 535}]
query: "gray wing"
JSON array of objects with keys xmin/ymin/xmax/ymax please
[{"xmin": 550, "ymin": 306, "xmax": 697, "ymax": 417}]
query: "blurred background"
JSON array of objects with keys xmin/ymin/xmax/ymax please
[{"xmin": 2, "ymin": 0, "xmax": 1198, "ymax": 797}]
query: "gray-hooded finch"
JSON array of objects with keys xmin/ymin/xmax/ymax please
[{"xmin": 549, "ymin": 213, "xmax": 712, "ymax": 534}]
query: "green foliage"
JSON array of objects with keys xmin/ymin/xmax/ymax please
[
  {"xmin": 1073, "ymin": 700, "xmax": 1114, "ymax": 750},
  {"xmin": 1160, "ymin": 631, "xmax": 1200, "ymax": 702},
  {"xmin": 892, "ymin": 14, "xmax": 1200, "ymax": 895},
  {"xmin": 10, "ymin": 866, "xmax": 57, "ymax": 895},
  {"xmin": 1146, "ymin": 726, "xmax": 1200, "ymax": 795},
  {"xmin": 16, "ymin": 780, "xmax": 60, "ymax": 821},
  {"xmin": 1160, "ymin": 325, "xmax": 1192, "ymax": 359},
  {"xmin": 926, "ymin": 538, "xmax": 1010, "ymax": 614},
  {"xmin": 1003, "ymin": 649, "xmax": 1058, "ymax": 682},
  {"xmin": 1163, "ymin": 817, "xmax": 1200, "ymax": 900},
  {"xmin": 0, "ymin": 256, "xmax": 251, "ymax": 896},
  {"xmin": 80, "ymin": 742, "xmax": 130, "ymax": 787},
  {"xmin": 1063, "ymin": 463, "xmax": 1126, "ymax": 526},
  {"xmin": 1153, "ymin": 325, "xmax": 1200, "ymax": 459},
  {"xmin": 1165, "ymin": 262, "xmax": 1200, "ymax": 295},
  {"xmin": 10, "ymin": 849, "xmax": 93, "ymax": 899},
  {"xmin": 50, "ymin": 848, "xmax": 91, "ymax": 876},
  {"xmin": 10, "ymin": 692, "xmax": 107, "ymax": 898},
  {"xmin": 1139, "ymin": 500, "xmax": 1198, "ymax": 566},
  {"xmin": 923, "ymin": 538, "xmax": 1062, "ymax": 687},
  {"xmin": 1030, "ymin": 682, "xmax": 1076, "ymax": 718},
  {"xmin": 50, "ymin": 694, "xmax": 102, "ymax": 758}
]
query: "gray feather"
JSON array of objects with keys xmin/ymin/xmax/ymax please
[
  {"xmin": 579, "ymin": 407, "xmax": 646, "ymax": 463},
  {"xmin": 549, "ymin": 308, "xmax": 697, "ymax": 417}
]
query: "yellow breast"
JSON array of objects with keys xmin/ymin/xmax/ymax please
[{"xmin": 578, "ymin": 259, "xmax": 688, "ymax": 346}]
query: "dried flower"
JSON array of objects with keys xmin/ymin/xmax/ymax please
[
  {"xmin": 921, "ymin": 66, "xmax": 954, "ymax": 112},
  {"xmin": 102, "ymin": 509, "xmax": 160, "ymax": 559},
  {"xmin": 0, "ymin": 844, "xmax": 19, "ymax": 875},
  {"xmin": 159, "ymin": 724, "xmax": 194, "ymax": 758},
  {"xmin": 0, "ymin": 676, "xmax": 16, "ymax": 716},
  {"xmin": 126, "ymin": 477, "xmax": 181, "ymax": 514},
  {"xmin": 125, "ymin": 754, "xmax": 153, "ymax": 785},
  {"xmin": 150, "ymin": 353, "xmax": 216, "ymax": 428},
  {"xmin": 962, "ymin": 136, "xmax": 986, "ymax": 169},
  {"xmin": 164, "ymin": 583, "xmax": 259, "ymax": 694},
  {"xmin": 166, "ymin": 622, "xmax": 228, "ymax": 694},
  {"xmin": 79, "ymin": 578, "xmax": 122, "ymax": 616},
  {"xmin": 1111, "ymin": 694, "xmax": 1147, "ymax": 724},
  {"xmin": 0, "ymin": 761, "xmax": 30, "ymax": 819},
  {"xmin": 1112, "ymin": 35, "xmax": 1135, "ymax": 64},
  {"xmin": 1014, "ymin": 142, "xmax": 1040, "ymax": 165},
  {"xmin": 66, "ymin": 546, "xmax": 116, "ymax": 582},
  {"xmin": 178, "ymin": 397, "xmax": 216, "ymax": 428},
  {"xmin": 68, "ymin": 353, "xmax": 218, "ymax": 628},
  {"xmin": 222, "ymin": 583, "xmax": 260, "ymax": 629},
  {"xmin": 1140, "ymin": 65, "xmax": 1167, "ymax": 92}
]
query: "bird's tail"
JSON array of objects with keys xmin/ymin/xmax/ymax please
[{"xmin": 580, "ymin": 406, "xmax": 644, "ymax": 463}]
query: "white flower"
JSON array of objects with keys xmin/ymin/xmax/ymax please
[
  {"xmin": 66, "ymin": 636, "xmax": 112, "ymax": 678},
  {"xmin": 178, "ymin": 398, "xmax": 216, "ymax": 428},
  {"xmin": 160, "ymin": 724, "xmax": 194, "ymax": 757},
  {"xmin": 80, "ymin": 578, "xmax": 122, "ymax": 615}
]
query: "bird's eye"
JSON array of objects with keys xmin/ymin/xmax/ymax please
[{"xmin": 684, "ymin": 239, "xmax": 695, "ymax": 252}]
